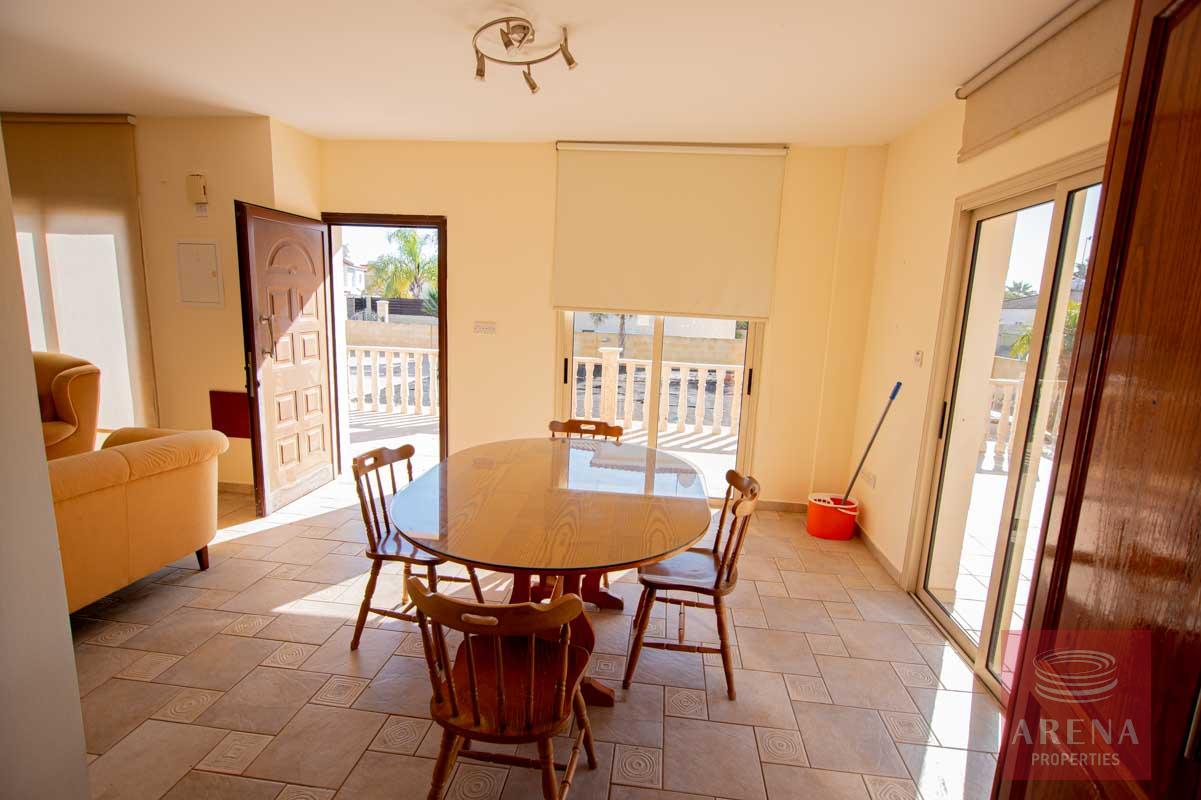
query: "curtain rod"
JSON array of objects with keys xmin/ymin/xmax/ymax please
[
  {"xmin": 955, "ymin": 0, "xmax": 1105, "ymax": 99},
  {"xmin": 557, "ymin": 141, "xmax": 788, "ymax": 157}
]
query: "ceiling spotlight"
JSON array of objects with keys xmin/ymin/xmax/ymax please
[{"xmin": 471, "ymin": 17, "xmax": 577, "ymax": 94}]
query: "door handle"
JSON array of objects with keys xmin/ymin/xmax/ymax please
[
  {"xmin": 1186, "ymin": 681, "xmax": 1201, "ymax": 760},
  {"xmin": 259, "ymin": 315, "xmax": 275, "ymax": 358}
]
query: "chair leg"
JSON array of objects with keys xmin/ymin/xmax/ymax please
[
  {"xmin": 428, "ymin": 728, "xmax": 463, "ymax": 800},
  {"xmin": 427, "ymin": 564, "xmax": 439, "ymax": 593},
  {"xmin": 467, "ymin": 567, "xmax": 484, "ymax": 603},
  {"xmin": 573, "ymin": 688, "xmax": 598, "ymax": 769},
  {"xmin": 536, "ymin": 737, "xmax": 560, "ymax": 800},
  {"xmin": 713, "ymin": 594, "xmax": 736, "ymax": 700},
  {"xmin": 351, "ymin": 559, "xmax": 381, "ymax": 651},
  {"xmin": 195, "ymin": 546, "xmax": 209, "ymax": 571},
  {"xmin": 622, "ymin": 587, "xmax": 656, "ymax": 689}
]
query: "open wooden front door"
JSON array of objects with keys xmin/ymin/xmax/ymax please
[{"xmin": 236, "ymin": 202, "xmax": 336, "ymax": 516}]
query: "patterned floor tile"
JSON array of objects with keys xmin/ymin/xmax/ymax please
[
  {"xmin": 446, "ymin": 763, "xmax": 508, "ymax": 800},
  {"xmin": 224, "ymin": 614, "xmax": 277, "ymax": 637},
  {"xmin": 151, "ymin": 688, "xmax": 224, "ymax": 723},
  {"xmin": 116, "ymin": 652, "xmax": 183, "ymax": 681},
  {"xmin": 313, "ymin": 674, "xmax": 371, "ymax": 707},
  {"xmin": 197, "ymin": 731, "xmax": 273, "ymax": 774},
  {"xmin": 755, "ymin": 727, "xmax": 809, "ymax": 766},
  {"xmin": 863, "ymin": 775, "xmax": 919, "ymax": 800},
  {"xmin": 87, "ymin": 622, "xmax": 147, "ymax": 647},
  {"xmin": 613, "ymin": 744, "xmax": 663, "ymax": 788},
  {"xmin": 664, "ymin": 687, "xmax": 707, "ymax": 719},
  {"xmin": 262, "ymin": 641, "xmax": 320, "ymax": 669},
  {"xmin": 369, "ymin": 715, "xmax": 432, "ymax": 755}
]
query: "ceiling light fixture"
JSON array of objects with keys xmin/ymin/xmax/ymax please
[{"xmin": 472, "ymin": 16, "xmax": 576, "ymax": 94}]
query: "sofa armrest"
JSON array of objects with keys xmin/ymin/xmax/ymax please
[
  {"xmin": 103, "ymin": 427, "xmax": 182, "ymax": 449},
  {"xmin": 50, "ymin": 363, "xmax": 100, "ymax": 429}
]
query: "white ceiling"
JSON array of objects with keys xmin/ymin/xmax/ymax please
[{"xmin": 0, "ymin": 0, "xmax": 1068, "ymax": 145}]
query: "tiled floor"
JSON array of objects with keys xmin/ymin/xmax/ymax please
[{"xmin": 72, "ymin": 481, "xmax": 1003, "ymax": 799}]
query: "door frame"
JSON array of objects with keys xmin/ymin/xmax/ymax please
[
  {"xmin": 553, "ymin": 309, "xmax": 764, "ymax": 498},
  {"xmin": 321, "ymin": 212, "xmax": 450, "ymax": 464},
  {"xmin": 235, "ymin": 201, "xmax": 339, "ymax": 516},
  {"xmin": 911, "ymin": 156, "xmax": 1105, "ymax": 702}
]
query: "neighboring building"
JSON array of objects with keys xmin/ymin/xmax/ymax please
[{"xmin": 343, "ymin": 253, "xmax": 368, "ymax": 297}]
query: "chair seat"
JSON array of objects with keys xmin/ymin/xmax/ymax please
[
  {"xmin": 369, "ymin": 530, "xmax": 446, "ymax": 564},
  {"xmin": 638, "ymin": 547, "xmax": 730, "ymax": 594},
  {"xmin": 433, "ymin": 635, "xmax": 590, "ymax": 741}
]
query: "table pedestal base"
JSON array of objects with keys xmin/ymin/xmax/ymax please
[{"xmin": 529, "ymin": 572, "xmax": 624, "ymax": 612}]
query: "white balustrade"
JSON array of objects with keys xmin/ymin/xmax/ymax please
[{"xmin": 347, "ymin": 346, "xmax": 440, "ymax": 416}]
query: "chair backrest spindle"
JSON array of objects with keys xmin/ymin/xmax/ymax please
[
  {"xmin": 710, "ymin": 470, "xmax": 761, "ymax": 592},
  {"xmin": 352, "ymin": 444, "xmax": 418, "ymax": 556}
]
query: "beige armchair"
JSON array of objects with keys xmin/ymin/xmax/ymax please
[
  {"xmin": 48, "ymin": 427, "xmax": 229, "ymax": 612},
  {"xmin": 33, "ymin": 351, "xmax": 100, "ymax": 460}
]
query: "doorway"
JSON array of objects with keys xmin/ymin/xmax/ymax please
[
  {"xmin": 323, "ymin": 214, "xmax": 448, "ymax": 480},
  {"xmin": 917, "ymin": 170, "xmax": 1102, "ymax": 698},
  {"xmin": 555, "ymin": 310, "xmax": 762, "ymax": 498}
]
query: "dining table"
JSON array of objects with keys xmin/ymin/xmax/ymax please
[{"xmin": 388, "ymin": 436, "xmax": 713, "ymax": 705}]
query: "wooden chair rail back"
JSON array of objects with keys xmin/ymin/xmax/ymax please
[
  {"xmin": 548, "ymin": 419, "xmax": 624, "ymax": 442},
  {"xmin": 351, "ymin": 444, "xmax": 416, "ymax": 552},
  {"xmin": 407, "ymin": 577, "xmax": 586, "ymax": 733}
]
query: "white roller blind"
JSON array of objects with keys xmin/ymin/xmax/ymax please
[
  {"xmin": 553, "ymin": 143, "xmax": 786, "ymax": 320},
  {"xmin": 958, "ymin": 0, "xmax": 1131, "ymax": 161}
]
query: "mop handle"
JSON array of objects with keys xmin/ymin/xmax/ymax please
[{"xmin": 843, "ymin": 381, "xmax": 902, "ymax": 504}]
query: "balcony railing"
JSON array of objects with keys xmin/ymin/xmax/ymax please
[
  {"xmin": 979, "ymin": 376, "xmax": 1067, "ymax": 472},
  {"xmin": 571, "ymin": 347, "xmax": 744, "ymax": 435},
  {"xmin": 347, "ymin": 346, "xmax": 439, "ymax": 415}
]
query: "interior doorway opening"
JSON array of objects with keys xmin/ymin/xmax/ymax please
[{"xmin": 326, "ymin": 216, "xmax": 447, "ymax": 480}]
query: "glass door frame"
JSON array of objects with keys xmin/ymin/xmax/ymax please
[
  {"xmin": 915, "ymin": 165, "xmax": 1104, "ymax": 703},
  {"xmin": 553, "ymin": 310, "xmax": 764, "ymax": 500}
]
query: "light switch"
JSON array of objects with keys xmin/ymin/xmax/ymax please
[
  {"xmin": 185, "ymin": 174, "xmax": 208, "ymax": 203},
  {"xmin": 177, "ymin": 241, "xmax": 223, "ymax": 306}
]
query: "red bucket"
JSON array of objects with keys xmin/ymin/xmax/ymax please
[{"xmin": 806, "ymin": 493, "xmax": 859, "ymax": 540}]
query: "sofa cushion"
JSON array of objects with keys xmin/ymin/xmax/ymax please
[{"xmin": 42, "ymin": 420, "xmax": 74, "ymax": 447}]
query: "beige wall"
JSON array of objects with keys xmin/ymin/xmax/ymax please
[
  {"xmin": 320, "ymin": 141, "xmax": 559, "ymax": 453},
  {"xmin": 850, "ymin": 91, "xmax": 1118, "ymax": 575},
  {"xmin": 135, "ymin": 116, "xmax": 276, "ymax": 484},
  {"xmin": 0, "ymin": 125, "xmax": 90, "ymax": 798},
  {"xmin": 269, "ymin": 119, "xmax": 321, "ymax": 219}
]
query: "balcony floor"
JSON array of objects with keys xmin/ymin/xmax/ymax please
[{"xmin": 74, "ymin": 482, "xmax": 1002, "ymax": 800}]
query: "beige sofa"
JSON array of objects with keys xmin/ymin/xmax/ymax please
[
  {"xmin": 34, "ymin": 351, "xmax": 101, "ymax": 460},
  {"xmin": 48, "ymin": 427, "xmax": 230, "ymax": 612}
]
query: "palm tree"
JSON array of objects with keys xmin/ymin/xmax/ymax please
[
  {"xmin": 367, "ymin": 229, "xmax": 438, "ymax": 299},
  {"xmin": 1005, "ymin": 280, "xmax": 1035, "ymax": 299}
]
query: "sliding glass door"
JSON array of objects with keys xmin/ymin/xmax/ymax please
[
  {"xmin": 918, "ymin": 171, "xmax": 1102, "ymax": 698},
  {"xmin": 558, "ymin": 311, "xmax": 761, "ymax": 498}
]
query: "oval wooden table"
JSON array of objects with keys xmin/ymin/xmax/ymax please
[{"xmin": 389, "ymin": 436, "xmax": 712, "ymax": 705}]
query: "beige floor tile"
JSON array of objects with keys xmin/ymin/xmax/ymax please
[
  {"xmin": 151, "ymin": 688, "xmax": 224, "ymax": 723},
  {"xmin": 609, "ymin": 787, "xmax": 717, "ymax": 800},
  {"xmin": 902, "ymin": 624, "xmax": 947, "ymax": 645},
  {"xmin": 245, "ymin": 704, "xmax": 385, "ymax": 789},
  {"xmin": 729, "ymin": 556, "xmax": 781, "ymax": 582},
  {"xmin": 225, "ymin": 522, "xmax": 312, "ymax": 549},
  {"xmin": 703, "ymin": 667, "xmax": 796, "ymax": 729},
  {"xmin": 263, "ymin": 537, "xmax": 342, "ymax": 566},
  {"xmin": 501, "ymin": 738, "xmax": 613, "ymax": 800},
  {"xmin": 196, "ymin": 666, "xmax": 328, "ymax": 733},
  {"xmin": 862, "ymin": 774, "xmax": 919, "ymax": 800},
  {"xmin": 256, "ymin": 604, "xmax": 351, "ymax": 644},
  {"xmin": 197, "ymin": 731, "xmax": 273, "ymax": 774},
  {"xmin": 303, "ymin": 627, "xmax": 404, "ymax": 680},
  {"xmin": 664, "ymin": 687, "xmax": 707, "ymax": 720},
  {"xmin": 735, "ymin": 627, "xmax": 818, "ymax": 675},
  {"xmin": 219, "ymin": 578, "xmax": 331, "ymax": 615},
  {"xmin": 815, "ymin": 655, "xmax": 919, "ymax": 713},
  {"xmin": 351, "ymin": 654, "xmax": 435, "ymax": 715},
  {"xmin": 754, "ymin": 727, "xmax": 809, "ymax": 766},
  {"xmin": 75, "ymin": 645, "xmax": 143, "ymax": 696},
  {"xmin": 313, "ymin": 675, "xmax": 371, "ymax": 707},
  {"xmin": 833, "ymin": 620, "xmax": 924, "ymax": 664},
  {"xmin": 180, "ymin": 558, "xmax": 280, "ymax": 592},
  {"xmin": 333, "ymin": 750, "xmax": 434, "ymax": 799},
  {"xmin": 783, "ymin": 674, "xmax": 831, "ymax": 704},
  {"xmin": 797, "ymin": 552, "xmax": 863, "ymax": 577},
  {"xmin": 580, "ymin": 681, "xmax": 664, "ymax": 747},
  {"xmin": 123, "ymin": 607, "xmax": 242, "ymax": 655},
  {"xmin": 296, "ymin": 554, "xmax": 371, "ymax": 584},
  {"xmin": 613, "ymin": 744, "xmax": 663, "ymax": 788},
  {"xmin": 661, "ymin": 717, "xmax": 765, "ymax": 800},
  {"xmin": 157, "ymin": 634, "xmax": 283, "ymax": 690},
  {"xmin": 758, "ymin": 596, "xmax": 836, "ymax": 635},
  {"xmin": 117, "ymin": 652, "xmax": 182, "ymax": 681},
  {"xmin": 897, "ymin": 744, "xmax": 996, "ymax": 800},
  {"xmin": 185, "ymin": 589, "xmax": 240, "ymax": 610},
  {"xmin": 806, "ymin": 633, "xmax": 849, "ymax": 656},
  {"xmin": 622, "ymin": 647, "xmax": 705, "ymax": 689},
  {"xmin": 880, "ymin": 711, "xmax": 939, "ymax": 746},
  {"xmin": 88, "ymin": 720, "xmax": 227, "ymax": 800},
  {"xmin": 592, "ymin": 611, "xmax": 634, "ymax": 655},
  {"xmin": 761, "ymin": 764, "xmax": 870, "ymax": 799},
  {"xmin": 368, "ymin": 715, "xmax": 432, "ymax": 755},
  {"xmin": 792, "ymin": 701, "xmax": 907, "ymax": 778},
  {"xmin": 753, "ymin": 580, "xmax": 788, "ymax": 597},
  {"xmin": 223, "ymin": 614, "xmax": 277, "ymax": 637},
  {"xmin": 846, "ymin": 589, "xmax": 930, "ymax": 625},
  {"xmin": 82, "ymin": 678, "xmax": 183, "ymax": 754},
  {"xmin": 99, "ymin": 584, "xmax": 206, "ymax": 625},
  {"xmin": 86, "ymin": 621, "xmax": 147, "ymax": 647},
  {"xmin": 892, "ymin": 662, "xmax": 940, "ymax": 689},
  {"xmin": 916, "ymin": 643, "xmax": 987, "ymax": 692},
  {"xmin": 780, "ymin": 571, "xmax": 852, "ymax": 603},
  {"xmin": 907, "ymin": 688, "xmax": 1002, "ymax": 753},
  {"xmin": 161, "ymin": 770, "xmax": 285, "ymax": 799},
  {"xmin": 823, "ymin": 601, "xmax": 864, "ymax": 620},
  {"xmin": 721, "ymin": 580, "xmax": 763, "ymax": 610},
  {"xmin": 446, "ymin": 763, "xmax": 508, "ymax": 800},
  {"xmin": 280, "ymin": 785, "xmax": 336, "ymax": 800}
]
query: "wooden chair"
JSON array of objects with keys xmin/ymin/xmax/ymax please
[
  {"xmin": 548, "ymin": 419, "xmax": 624, "ymax": 442},
  {"xmin": 622, "ymin": 470, "xmax": 761, "ymax": 699},
  {"xmin": 407, "ymin": 577, "xmax": 598, "ymax": 800},
  {"xmin": 350, "ymin": 445, "xmax": 484, "ymax": 650}
]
